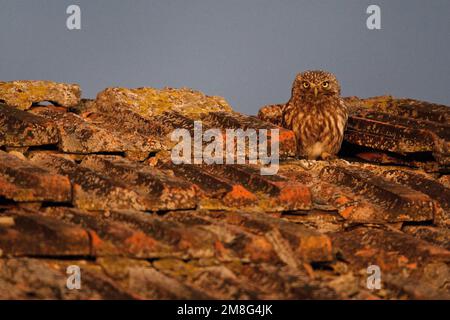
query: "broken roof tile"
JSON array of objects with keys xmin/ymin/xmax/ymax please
[
  {"xmin": 344, "ymin": 96, "xmax": 449, "ymax": 167},
  {"xmin": 94, "ymin": 87, "xmax": 233, "ymax": 118},
  {"xmin": 0, "ymin": 80, "xmax": 81, "ymax": 110}
]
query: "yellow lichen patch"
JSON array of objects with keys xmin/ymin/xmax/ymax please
[
  {"xmin": 153, "ymin": 258, "xmax": 200, "ymax": 278},
  {"xmin": 94, "ymin": 87, "xmax": 233, "ymax": 118},
  {"xmin": 0, "ymin": 80, "xmax": 81, "ymax": 110}
]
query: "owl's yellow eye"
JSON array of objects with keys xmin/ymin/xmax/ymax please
[
  {"xmin": 322, "ymin": 81, "xmax": 329, "ymax": 88},
  {"xmin": 302, "ymin": 82, "xmax": 310, "ymax": 89}
]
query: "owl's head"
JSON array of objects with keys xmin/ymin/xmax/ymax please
[{"xmin": 292, "ymin": 70, "xmax": 341, "ymax": 102}]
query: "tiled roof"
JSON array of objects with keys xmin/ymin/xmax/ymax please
[{"xmin": 0, "ymin": 81, "xmax": 449, "ymax": 299}]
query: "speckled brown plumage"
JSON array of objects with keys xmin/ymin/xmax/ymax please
[{"xmin": 281, "ymin": 70, "xmax": 348, "ymax": 160}]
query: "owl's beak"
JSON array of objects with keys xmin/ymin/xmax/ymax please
[{"xmin": 314, "ymin": 87, "xmax": 319, "ymax": 97}]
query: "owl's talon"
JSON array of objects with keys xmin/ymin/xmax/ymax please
[
  {"xmin": 336, "ymin": 159, "xmax": 351, "ymax": 166},
  {"xmin": 297, "ymin": 159, "xmax": 317, "ymax": 171},
  {"xmin": 322, "ymin": 158, "xmax": 351, "ymax": 167}
]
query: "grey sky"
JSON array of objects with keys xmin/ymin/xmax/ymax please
[{"xmin": 1, "ymin": 0, "xmax": 449, "ymax": 114}]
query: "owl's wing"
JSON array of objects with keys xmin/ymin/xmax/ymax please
[
  {"xmin": 257, "ymin": 103, "xmax": 285, "ymax": 127},
  {"xmin": 339, "ymin": 98, "xmax": 349, "ymax": 131}
]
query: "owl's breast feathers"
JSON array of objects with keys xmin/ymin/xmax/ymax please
[{"xmin": 282, "ymin": 98, "xmax": 348, "ymax": 159}]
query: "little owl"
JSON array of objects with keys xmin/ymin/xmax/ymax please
[{"xmin": 281, "ymin": 70, "xmax": 348, "ymax": 160}]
